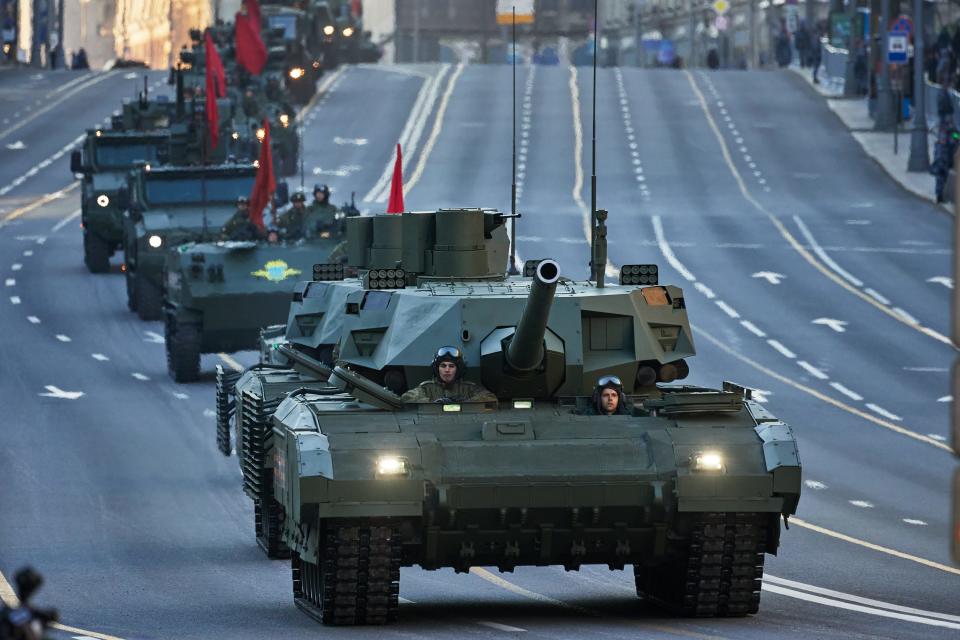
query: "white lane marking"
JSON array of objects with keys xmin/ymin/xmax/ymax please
[
  {"xmin": 23, "ymin": 250, "xmax": 32, "ymax": 257},
  {"xmin": 132, "ymin": 373, "xmax": 150, "ymax": 381},
  {"xmin": 332, "ymin": 136, "xmax": 368, "ymax": 146},
  {"xmin": 693, "ymin": 282, "xmax": 715, "ymax": 298},
  {"xmin": 740, "ymin": 320, "xmax": 767, "ymax": 338},
  {"xmin": 27, "ymin": 316, "xmax": 39, "ymax": 324},
  {"xmin": 797, "ymin": 361, "xmax": 829, "ymax": 380},
  {"xmin": 651, "ymin": 217, "xmax": 696, "ymax": 282},
  {"xmin": 804, "ymin": 480, "xmax": 828, "ymax": 490},
  {"xmin": 927, "ymin": 433, "xmax": 947, "ymax": 442},
  {"xmin": 203, "ymin": 409, "xmax": 216, "ymax": 418},
  {"xmin": 0, "ymin": 134, "xmax": 85, "ymax": 197},
  {"xmin": 752, "ymin": 271, "xmax": 785, "ymax": 284},
  {"xmin": 91, "ymin": 353, "xmax": 109, "ymax": 361},
  {"xmin": 763, "ymin": 579, "xmax": 960, "ymax": 628},
  {"xmin": 767, "ymin": 339, "xmax": 796, "ymax": 359},
  {"xmin": 792, "ymin": 215, "xmax": 863, "ymax": 287},
  {"xmin": 715, "ymin": 300, "xmax": 740, "ymax": 319},
  {"xmin": 751, "ymin": 389, "xmax": 772, "ymax": 403},
  {"xmin": 9, "ymin": 296, "xmax": 20, "ymax": 304},
  {"xmin": 143, "ymin": 331, "xmax": 165, "ymax": 344},
  {"xmin": 55, "ymin": 334, "xmax": 71, "ymax": 343},
  {"xmin": 39, "ymin": 385, "xmax": 84, "ymax": 400},
  {"xmin": 398, "ymin": 597, "xmax": 415, "ymax": 604},
  {"xmin": 5, "ymin": 140, "xmax": 25, "ymax": 150},
  {"xmin": 903, "ymin": 519, "xmax": 928, "ymax": 526},
  {"xmin": 904, "ymin": 366, "xmax": 948, "ymax": 372},
  {"xmin": 11, "ymin": 263, "xmax": 22, "ymax": 271},
  {"xmin": 849, "ymin": 500, "xmax": 874, "ymax": 508},
  {"xmin": 891, "ymin": 307, "xmax": 919, "ymax": 324},
  {"xmin": 363, "ymin": 64, "xmax": 450, "ymax": 203},
  {"xmin": 477, "ymin": 621, "xmax": 526, "ymax": 632},
  {"xmin": 830, "ymin": 382, "xmax": 864, "ymax": 401},
  {"xmin": 4, "ymin": 278, "xmax": 14, "ymax": 286},
  {"xmin": 866, "ymin": 403, "xmax": 902, "ymax": 421},
  {"xmin": 927, "ymin": 276, "xmax": 953, "ymax": 289},
  {"xmin": 938, "ymin": 395, "xmax": 953, "ymax": 402},
  {"xmin": 812, "ymin": 317, "xmax": 848, "ymax": 333},
  {"xmin": 172, "ymin": 392, "xmax": 189, "ymax": 400},
  {"xmin": 51, "ymin": 208, "xmax": 81, "ymax": 233}
]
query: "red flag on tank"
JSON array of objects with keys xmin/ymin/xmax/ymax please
[
  {"xmin": 235, "ymin": 0, "xmax": 267, "ymax": 75},
  {"xmin": 204, "ymin": 31, "xmax": 225, "ymax": 150},
  {"xmin": 386, "ymin": 143, "xmax": 404, "ymax": 214},
  {"xmin": 249, "ymin": 119, "xmax": 275, "ymax": 231}
]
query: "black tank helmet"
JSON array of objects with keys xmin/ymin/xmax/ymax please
[
  {"xmin": 432, "ymin": 346, "xmax": 465, "ymax": 382},
  {"xmin": 290, "ymin": 190, "xmax": 306, "ymax": 203},
  {"xmin": 313, "ymin": 183, "xmax": 331, "ymax": 202},
  {"xmin": 591, "ymin": 374, "xmax": 628, "ymax": 415}
]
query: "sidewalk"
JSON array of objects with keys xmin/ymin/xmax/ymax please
[{"xmin": 790, "ymin": 66, "xmax": 952, "ymax": 214}]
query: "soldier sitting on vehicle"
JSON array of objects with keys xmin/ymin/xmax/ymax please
[
  {"xmin": 303, "ymin": 184, "xmax": 341, "ymax": 239},
  {"xmin": 276, "ymin": 190, "xmax": 308, "ymax": 239},
  {"xmin": 400, "ymin": 346, "xmax": 497, "ymax": 404},
  {"xmin": 221, "ymin": 196, "xmax": 263, "ymax": 241},
  {"xmin": 576, "ymin": 375, "xmax": 630, "ymax": 415}
]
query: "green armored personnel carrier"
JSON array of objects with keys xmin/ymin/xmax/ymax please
[
  {"xmin": 71, "ymin": 129, "xmax": 168, "ymax": 272},
  {"xmin": 123, "ymin": 163, "xmax": 256, "ymax": 320},
  {"xmin": 228, "ymin": 208, "xmax": 801, "ymax": 625},
  {"xmin": 163, "ymin": 236, "xmax": 343, "ymax": 382}
]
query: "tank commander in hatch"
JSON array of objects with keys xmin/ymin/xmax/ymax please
[
  {"xmin": 277, "ymin": 190, "xmax": 308, "ymax": 239},
  {"xmin": 221, "ymin": 196, "xmax": 263, "ymax": 241},
  {"xmin": 400, "ymin": 346, "xmax": 497, "ymax": 404},
  {"xmin": 580, "ymin": 375, "xmax": 630, "ymax": 415}
]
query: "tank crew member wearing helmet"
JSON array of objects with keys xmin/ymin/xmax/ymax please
[
  {"xmin": 582, "ymin": 375, "xmax": 630, "ymax": 415},
  {"xmin": 221, "ymin": 196, "xmax": 263, "ymax": 241},
  {"xmin": 304, "ymin": 183, "xmax": 341, "ymax": 238},
  {"xmin": 400, "ymin": 346, "xmax": 497, "ymax": 404},
  {"xmin": 277, "ymin": 190, "xmax": 308, "ymax": 239}
]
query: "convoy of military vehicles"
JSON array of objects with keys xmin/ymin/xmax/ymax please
[{"xmin": 68, "ymin": 0, "xmax": 801, "ymax": 628}]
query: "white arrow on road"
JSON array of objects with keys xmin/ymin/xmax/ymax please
[
  {"xmin": 39, "ymin": 385, "xmax": 84, "ymax": 399},
  {"xmin": 332, "ymin": 136, "xmax": 368, "ymax": 146},
  {"xmin": 143, "ymin": 331, "xmax": 165, "ymax": 344},
  {"xmin": 5, "ymin": 141, "xmax": 26, "ymax": 150},
  {"xmin": 812, "ymin": 318, "xmax": 848, "ymax": 333},
  {"xmin": 927, "ymin": 276, "xmax": 954, "ymax": 289},
  {"xmin": 752, "ymin": 271, "xmax": 785, "ymax": 285}
]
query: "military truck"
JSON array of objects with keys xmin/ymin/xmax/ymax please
[
  {"xmin": 71, "ymin": 129, "xmax": 169, "ymax": 272},
  {"xmin": 122, "ymin": 163, "xmax": 257, "ymax": 320},
  {"xmin": 163, "ymin": 237, "xmax": 343, "ymax": 383},
  {"xmin": 262, "ymin": 4, "xmax": 322, "ymax": 104},
  {"xmin": 225, "ymin": 208, "xmax": 801, "ymax": 624}
]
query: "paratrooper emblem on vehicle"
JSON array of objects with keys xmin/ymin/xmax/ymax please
[{"xmin": 251, "ymin": 259, "xmax": 302, "ymax": 282}]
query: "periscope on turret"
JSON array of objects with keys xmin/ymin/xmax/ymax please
[{"xmin": 215, "ymin": 208, "xmax": 802, "ymax": 626}]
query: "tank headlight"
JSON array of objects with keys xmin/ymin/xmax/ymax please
[
  {"xmin": 95, "ymin": 129, "xmax": 102, "ymax": 137},
  {"xmin": 279, "ymin": 114, "xmax": 290, "ymax": 127},
  {"xmin": 323, "ymin": 24, "xmax": 335, "ymax": 36},
  {"xmin": 148, "ymin": 234, "xmax": 163, "ymax": 249},
  {"xmin": 441, "ymin": 403, "xmax": 461, "ymax": 413},
  {"xmin": 342, "ymin": 26, "xmax": 354, "ymax": 38},
  {"xmin": 256, "ymin": 128, "xmax": 266, "ymax": 141},
  {"xmin": 288, "ymin": 67, "xmax": 305, "ymax": 80},
  {"xmin": 376, "ymin": 455, "xmax": 407, "ymax": 477},
  {"xmin": 231, "ymin": 131, "xmax": 240, "ymax": 140},
  {"xmin": 512, "ymin": 399, "xmax": 533, "ymax": 409},
  {"xmin": 319, "ymin": 230, "xmax": 331, "ymax": 238},
  {"xmin": 691, "ymin": 451, "xmax": 724, "ymax": 472},
  {"xmin": 96, "ymin": 194, "xmax": 110, "ymax": 207}
]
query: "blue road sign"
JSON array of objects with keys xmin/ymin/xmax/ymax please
[{"xmin": 888, "ymin": 32, "xmax": 908, "ymax": 63}]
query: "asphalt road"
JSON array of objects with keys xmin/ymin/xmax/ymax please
[{"xmin": 0, "ymin": 63, "xmax": 957, "ymax": 640}]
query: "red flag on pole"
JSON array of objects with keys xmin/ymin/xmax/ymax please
[
  {"xmin": 386, "ymin": 143, "xmax": 404, "ymax": 214},
  {"xmin": 204, "ymin": 31, "xmax": 225, "ymax": 150},
  {"xmin": 249, "ymin": 119, "xmax": 275, "ymax": 231},
  {"xmin": 235, "ymin": 0, "xmax": 267, "ymax": 75}
]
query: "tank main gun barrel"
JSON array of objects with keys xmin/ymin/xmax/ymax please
[{"xmin": 506, "ymin": 259, "xmax": 560, "ymax": 371}]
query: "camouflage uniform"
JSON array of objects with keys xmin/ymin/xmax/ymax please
[
  {"xmin": 277, "ymin": 205, "xmax": 308, "ymax": 239},
  {"xmin": 303, "ymin": 201, "xmax": 341, "ymax": 239},
  {"xmin": 221, "ymin": 210, "xmax": 262, "ymax": 241},
  {"xmin": 400, "ymin": 378, "xmax": 497, "ymax": 404}
]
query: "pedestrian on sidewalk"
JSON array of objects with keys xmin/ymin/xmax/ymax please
[
  {"xmin": 810, "ymin": 25, "xmax": 823, "ymax": 84},
  {"xmin": 931, "ymin": 86, "xmax": 958, "ymax": 202},
  {"xmin": 796, "ymin": 22, "xmax": 811, "ymax": 68}
]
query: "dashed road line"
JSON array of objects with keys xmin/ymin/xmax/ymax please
[
  {"xmin": 767, "ymin": 339, "xmax": 796, "ymax": 359},
  {"xmin": 797, "ymin": 360, "xmax": 829, "ymax": 380},
  {"xmin": 714, "ymin": 300, "xmax": 740, "ymax": 319},
  {"xmin": 830, "ymin": 382, "xmax": 864, "ymax": 401},
  {"xmin": 91, "ymin": 353, "xmax": 109, "ymax": 361},
  {"xmin": 9, "ymin": 296, "xmax": 20, "ymax": 304},
  {"xmin": 51, "ymin": 207, "xmax": 82, "ymax": 233},
  {"xmin": 902, "ymin": 519, "xmax": 928, "ymax": 526},
  {"xmin": 805, "ymin": 480, "xmax": 828, "ymax": 490},
  {"xmin": 849, "ymin": 500, "xmax": 874, "ymax": 508},
  {"xmin": 11, "ymin": 263, "xmax": 21, "ymax": 271},
  {"xmin": 865, "ymin": 403, "xmax": 902, "ymax": 421},
  {"xmin": 27, "ymin": 315, "xmax": 40, "ymax": 324},
  {"xmin": 4, "ymin": 278, "xmax": 14, "ymax": 286},
  {"xmin": 740, "ymin": 320, "xmax": 767, "ymax": 338},
  {"xmin": 132, "ymin": 373, "xmax": 150, "ymax": 381},
  {"xmin": 55, "ymin": 334, "xmax": 71, "ymax": 342}
]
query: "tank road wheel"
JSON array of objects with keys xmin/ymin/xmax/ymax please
[
  {"xmin": 215, "ymin": 365, "xmax": 241, "ymax": 456},
  {"xmin": 255, "ymin": 495, "xmax": 290, "ymax": 559},
  {"xmin": 635, "ymin": 513, "xmax": 767, "ymax": 617},
  {"xmin": 135, "ymin": 270, "xmax": 163, "ymax": 320},
  {"xmin": 83, "ymin": 231, "xmax": 111, "ymax": 273},
  {"xmin": 293, "ymin": 523, "xmax": 401, "ymax": 626},
  {"xmin": 165, "ymin": 319, "xmax": 201, "ymax": 382}
]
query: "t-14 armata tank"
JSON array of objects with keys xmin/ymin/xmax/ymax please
[{"xmin": 246, "ymin": 208, "xmax": 801, "ymax": 625}]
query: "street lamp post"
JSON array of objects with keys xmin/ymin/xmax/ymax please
[{"xmin": 907, "ymin": 0, "xmax": 929, "ymax": 172}]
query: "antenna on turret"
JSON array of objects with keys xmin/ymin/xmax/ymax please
[
  {"xmin": 590, "ymin": 0, "xmax": 603, "ymax": 288},
  {"xmin": 507, "ymin": 6, "xmax": 520, "ymax": 276}
]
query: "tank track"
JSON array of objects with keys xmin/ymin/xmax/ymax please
[
  {"xmin": 292, "ymin": 523, "xmax": 401, "ymax": 626},
  {"xmin": 635, "ymin": 512, "xmax": 767, "ymax": 617},
  {"xmin": 214, "ymin": 365, "xmax": 241, "ymax": 457},
  {"xmin": 239, "ymin": 389, "xmax": 289, "ymax": 559}
]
